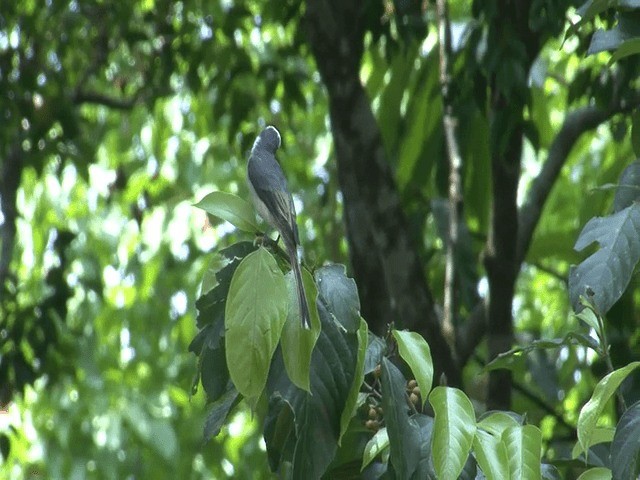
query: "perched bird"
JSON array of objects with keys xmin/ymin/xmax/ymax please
[{"xmin": 247, "ymin": 126, "xmax": 311, "ymax": 329}]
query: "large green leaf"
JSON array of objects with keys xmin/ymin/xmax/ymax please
[
  {"xmin": 429, "ymin": 386, "xmax": 477, "ymax": 480},
  {"xmin": 473, "ymin": 429, "xmax": 510, "ymax": 480},
  {"xmin": 225, "ymin": 247, "xmax": 288, "ymax": 403},
  {"xmin": 392, "ymin": 329, "xmax": 433, "ymax": 408},
  {"xmin": 314, "ymin": 264, "xmax": 361, "ymax": 333},
  {"xmin": 502, "ymin": 424, "xmax": 542, "ymax": 480},
  {"xmin": 578, "ymin": 362, "xmax": 640, "ymax": 454},
  {"xmin": 611, "ymin": 400, "xmax": 640, "ymax": 480},
  {"xmin": 569, "ymin": 202, "xmax": 640, "ymax": 314},
  {"xmin": 263, "ymin": 275, "xmax": 361, "ymax": 478},
  {"xmin": 281, "ymin": 268, "xmax": 321, "ymax": 392},
  {"xmin": 190, "ymin": 242, "xmax": 257, "ymax": 402},
  {"xmin": 572, "ymin": 427, "xmax": 615, "ymax": 459},
  {"xmin": 339, "ymin": 318, "xmax": 368, "ymax": 443},
  {"xmin": 381, "ymin": 357, "xmax": 422, "ymax": 479},
  {"xmin": 193, "ymin": 191, "xmax": 259, "ymax": 233},
  {"xmin": 478, "ymin": 412, "xmax": 522, "ymax": 436}
]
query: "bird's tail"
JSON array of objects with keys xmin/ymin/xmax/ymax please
[{"xmin": 290, "ymin": 251, "xmax": 311, "ymax": 329}]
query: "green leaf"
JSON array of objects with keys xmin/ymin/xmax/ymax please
[
  {"xmin": 339, "ymin": 318, "xmax": 368, "ymax": 443},
  {"xmin": 381, "ymin": 357, "xmax": 422, "ymax": 479},
  {"xmin": 576, "ymin": 305, "xmax": 602, "ymax": 334},
  {"xmin": 578, "ymin": 362, "xmax": 640, "ymax": 454},
  {"xmin": 281, "ymin": 268, "xmax": 321, "ymax": 392},
  {"xmin": 542, "ymin": 463, "xmax": 563, "ymax": 480},
  {"xmin": 193, "ymin": 191, "xmax": 259, "ymax": 233},
  {"xmin": 264, "ymin": 293, "xmax": 361, "ymax": 478},
  {"xmin": 225, "ymin": 247, "xmax": 288, "ymax": 403},
  {"xmin": 364, "ymin": 332, "xmax": 386, "ymax": 375},
  {"xmin": 429, "ymin": 386, "xmax": 477, "ymax": 480},
  {"xmin": 576, "ymin": 467, "xmax": 612, "ymax": 480},
  {"xmin": 478, "ymin": 412, "xmax": 522, "ymax": 437},
  {"xmin": 569, "ymin": 203, "xmax": 640, "ymax": 314},
  {"xmin": 392, "ymin": 329, "xmax": 434, "ymax": 408},
  {"xmin": 572, "ymin": 427, "xmax": 615, "ymax": 459},
  {"xmin": 473, "ymin": 429, "xmax": 510, "ymax": 480},
  {"xmin": 314, "ymin": 264, "xmax": 361, "ymax": 332},
  {"xmin": 611, "ymin": 400, "xmax": 640, "ymax": 480},
  {"xmin": 609, "ymin": 37, "xmax": 640, "ymax": 63},
  {"xmin": 572, "ymin": 427, "xmax": 614, "ymax": 459},
  {"xmin": 614, "ymin": 161, "xmax": 640, "ymax": 212},
  {"xmin": 263, "ymin": 396, "xmax": 296, "ymax": 471},
  {"xmin": 632, "ymin": 114, "xmax": 640, "ymax": 158},
  {"xmin": 203, "ymin": 388, "xmax": 240, "ymax": 442},
  {"xmin": 361, "ymin": 427, "xmax": 389, "ymax": 472},
  {"xmin": 502, "ymin": 424, "xmax": 542, "ymax": 480}
]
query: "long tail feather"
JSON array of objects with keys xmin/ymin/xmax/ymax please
[{"xmin": 290, "ymin": 253, "xmax": 311, "ymax": 329}]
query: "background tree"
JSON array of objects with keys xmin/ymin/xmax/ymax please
[{"xmin": 2, "ymin": 0, "xmax": 640, "ymax": 478}]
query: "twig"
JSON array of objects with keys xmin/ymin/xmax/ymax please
[
  {"xmin": 73, "ymin": 90, "xmax": 141, "ymax": 110},
  {"xmin": 436, "ymin": 0, "xmax": 462, "ymax": 353},
  {"xmin": 474, "ymin": 354, "xmax": 576, "ymax": 433},
  {"xmin": 511, "ymin": 381, "xmax": 576, "ymax": 433},
  {"xmin": 457, "ymin": 92, "xmax": 640, "ymax": 368},
  {"xmin": 530, "ymin": 261, "xmax": 567, "ymax": 285},
  {"xmin": 0, "ymin": 145, "xmax": 24, "ymax": 294}
]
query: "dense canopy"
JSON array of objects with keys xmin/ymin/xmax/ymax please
[{"xmin": 2, "ymin": 0, "xmax": 640, "ymax": 478}]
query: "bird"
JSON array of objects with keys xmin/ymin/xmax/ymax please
[{"xmin": 247, "ymin": 125, "xmax": 311, "ymax": 329}]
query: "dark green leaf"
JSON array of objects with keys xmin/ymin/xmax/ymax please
[
  {"xmin": 339, "ymin": 319, "xmax": 368, "ymax": 442},
  {"xmin": 264, "ymin": 293, "xmax": 360, "ymax": 478},
  {"xmin": 203, "ymin": 388, "xmax": 240, "ymax": 442},
  {"xmin": 381, "ymin": 357, "xmax": 422, "ymax": 480},
  {"xmin": 613, "ymin": 161, "xmax": 640, "ymax": 212},
  {"xmin": 569, "ymin": 203, "xmax": 640, "ymax": 314},
  {"xmin": 314, "ymin": 264, "xmax": 361, "ymax": 333},
  {"xmin": 364, "ymin": 332, "xmax": 386, "ymax": 375},
  {"xmin": 611, "ymin": 400, "xmax": 640, "ymax": 480}
]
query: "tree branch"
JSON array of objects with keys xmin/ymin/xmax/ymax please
[
  {"xmin": 437, "ymin": 0, "xmax": 462, "ymax": 354},
  {"xmin": 73, "ymin": 90, "xmax": 141, "ymax": 110},
  {"xmin": 517, "ymin": 103, "xmax": 632, "ymax": 264},
  {"xmin": 0, "ymin": 145, "xmax": 24, "ymax": 293},
  {"xmin": 457, "ymin": 93, "xmax": 640, "ymax": 369}
]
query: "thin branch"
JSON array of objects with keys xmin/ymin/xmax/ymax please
[
  {"xmin": 457, "ymin": 299, "xmax": 486, "ymax": 367},
  {"xmin": 0, "ymin": 145, "xmax": 24, "ymax": 293},
  {"xmin": 73, "ymin": 90, "xmax": 141, "ymax": 110},
  {"xmin": 437, "ymin": 0, "xmax": 462, "ymax": 353},
  {"xmin": 512, "ymin": 380, "xmax": 576, "ymax": 433},
  {"xmin": 473, "ymin": 354, "xmax": 576, "ymax": 433},
  {"xmin": 530, "ymin": 261, "xmax": 567, "ymax": 285},
  {"xmin": 457, "ymin": 93, "xmax": 640, "ymax": 367},
  {"xmin": 517, "ymin": 95, "xmax": 640, "ymax": 265}
]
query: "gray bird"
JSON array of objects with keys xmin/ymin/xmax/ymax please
[{"xmin": 247, "ymin": 126, "xmax": 311, "ymax": 329}]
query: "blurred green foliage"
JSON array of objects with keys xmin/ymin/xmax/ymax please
[{"xmin": 1, "ymin": 0, "xmax": 640, "ymax": 478}]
